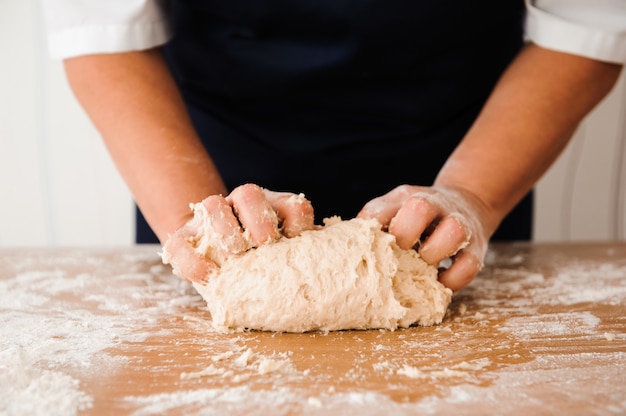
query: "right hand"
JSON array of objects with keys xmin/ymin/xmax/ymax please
[
  {"xmin": 358, "ymin": 184, "xmax": 495, "ymax": 292},
  {"xmin": 161, "ymin": 184, "xmax": 315, "ymax": 283}
]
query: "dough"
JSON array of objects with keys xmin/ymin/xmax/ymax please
[{"xmin": 187, "ymin": 216, "xmax": 452, "ymax": 333}]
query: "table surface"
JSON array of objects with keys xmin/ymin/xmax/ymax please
[{"xmin": 1, "ymin": 242, "xmax": 625, "ymax": 415}]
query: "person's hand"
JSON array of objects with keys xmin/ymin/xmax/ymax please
[
  {"xmin": 358, "ymin": 185, "xmax": 495, "ymax": 292},
  {"xmin": 161, "ymin": 183, "xmax": 315, "ymax": 283}
]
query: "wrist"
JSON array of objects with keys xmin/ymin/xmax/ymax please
[
  {"xmin": 430, "ymin": 182, "xmax": 502, "ymax": 241},
  {"xmin": 147, "ymin": 187, "xmax": 226, "ymax": 244}
]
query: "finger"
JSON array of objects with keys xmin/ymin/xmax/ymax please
[
  {"xmin": 437, "ymin": 250, "xmax": 483, "ymax": 292},
  {"xmin": 419, "ymin": 214, "xmax": 470, "ymax": 265},
  {"xmin": 357, "ymin": 186, "xmax": 414, "ymax": 227},
  {"xmin": 162, "ymin": 231, "xmax": 217, "ymax": 284},
  {"xmin": 198, "ymin": 195, "xmax": 249, "ymax": 255},
  {"xmin": 264, "ymin": 190, "xmax": 315, "ymax": 238},
  {"xmin": 227, "ymin": 184, "xmax": 280, "ymax": 246},
  {"xmin": 388, "ymin": 194, "xmax": 441, "ymax": 250}
]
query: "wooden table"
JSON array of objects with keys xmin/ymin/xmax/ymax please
[{"xmin": 1, "ymin": 243, "xmax": 625, "ymax": 415}]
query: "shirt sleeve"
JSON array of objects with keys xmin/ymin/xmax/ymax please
[
  {"xmin": 525, "ymin": 0, "xmax": 626, "ymax": 64},
  {"xmin": 42, "ymin": 0, "xmax": 172, "ymax": 59}
]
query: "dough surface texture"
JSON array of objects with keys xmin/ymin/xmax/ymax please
[{"xmin": 188, "ymin": 216, "xmax": 452, "ymax": 333}]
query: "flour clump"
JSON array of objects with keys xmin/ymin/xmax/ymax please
[{"xmin": 181, "ymin": 216, "xmax": 451, "ymax": 333}]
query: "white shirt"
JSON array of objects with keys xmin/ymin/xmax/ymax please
[
  {"xmin": 525, "ymin": 0, "xmax": 626, "ymax": 63},
  {"xmin": 42, "ymin": 0, "xmax": 172, "ymax": 59},
  {"xmin": 42, "ymin": 0, "xmax": 626, "ymax": 63}
]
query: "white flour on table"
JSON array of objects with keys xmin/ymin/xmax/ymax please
[
  {"xmin": 0, "ymin": 249, "xmax": 196, "ymax": 416},
  {"xmin": 2, "ymin": 246, "xmax": 625, "ymax": 415}
]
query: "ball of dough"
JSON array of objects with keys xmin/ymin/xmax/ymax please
[{"xmin": 190, "ymin": 217, "xmax": 452, "ymax": 333}]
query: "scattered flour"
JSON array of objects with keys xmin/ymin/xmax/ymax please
[
  {"xmin": 396, "ymin": 365, "xmax": 472, "ymax": 380},
  {"xmin": 257, "ymin": 357, "xmax": 293, "ymax": 375},
  {"xmin": 211, "ymin": 351, "xmax": 234, "ymax": 362},
  {"xmin": 180, "ymin": 347, "xmax": 296, "ymax": 381},
  {"xmin": 121, "ymin": 386, "xmax": 429, "ymax": 416},
  {"xmin": 0, "ymin": 348, "xmax": 92, "ymax": 416},
  {"xmin": 0, "ymin": 249, "xmax": 197, "ymax": 416},
  {"xmin": 397, "ymin": 365, "xmax": 425, "ymax": 379},
  {"xmin": 457, "ymin": 303, "xmax": 468, "ymax": 316},
  {"xmin": 3, "ymin": 245, "xmax": 625, "ymax": 416},
  {"xmin": 500, "ymin": 312, "xmax": 602, "ymax": 338},
  {"xmin": 180, "ymin": 365, "xmax": 226, "ymax": 380}
]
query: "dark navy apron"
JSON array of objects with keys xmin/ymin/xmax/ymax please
[{"xmin": 136, "ymin": 0, "xmax": 530, "ymax": 243}]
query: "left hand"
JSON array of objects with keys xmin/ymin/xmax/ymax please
[{"xmin": 358, "ymin": 184, "xmax": 495, "ymax": 292}]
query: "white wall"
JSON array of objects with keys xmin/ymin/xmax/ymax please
[
  {"xmin": 1, "ymin": 2, "xmax": 625, "ymax": 246},
  {"xmin": 534, "ymin": 72, "xmax": 626, "ymax": 241},
  {"xmin": 0, "ymin": 1, "xmax": 133, "ymax": 246}
]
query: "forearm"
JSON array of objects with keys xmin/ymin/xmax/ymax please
[
  {"xmin": 436, "ymin": 43, "xmax": 623, "ymax": 235},
  {"xmin": 64, "ymin": 49, "xmax": 226, "ymax": 243}
]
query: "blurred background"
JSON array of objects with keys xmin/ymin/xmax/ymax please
[{"xmin": 1, "ymin": 2, "xmax": 625, "ymax": 246}]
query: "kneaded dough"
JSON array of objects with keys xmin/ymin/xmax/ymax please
[{"xmin": 189, "ymin": 216, "xmax": 452, "ymax": 333}]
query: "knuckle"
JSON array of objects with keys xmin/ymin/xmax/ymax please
[{"xmin": 394, "ymin": 184, "xmax": 414, "ymax": 196}]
